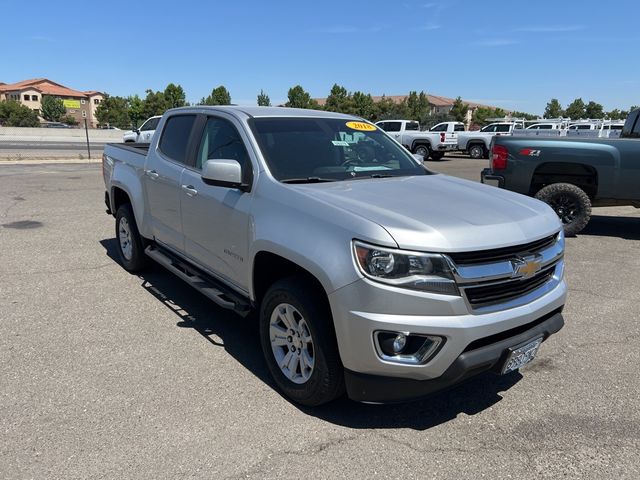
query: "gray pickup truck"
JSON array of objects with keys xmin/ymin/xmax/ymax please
[
  {"xmin": 103, "ymin": 106, "xmax": 566, "ymax": 406},
  {"xmin": 482, "ymin": 108, "xmax": 640, "ymax": 236}
]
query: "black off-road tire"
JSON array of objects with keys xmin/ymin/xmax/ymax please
[
  {"xmin": 115, "ymin": 204, "xmax": 148, "ymax": 272},
  {"xmin": 259, "ymin": 277, "xmax": 345, "ymax": 406},
  {"xmin": 430, "ymin": 151, "xmax": 445, "ymax": 161},
  {"xmin": 535, "ymin": 183, "xmax": 592, "ymax": 236}
]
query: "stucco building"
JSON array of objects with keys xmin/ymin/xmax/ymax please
[{"xmin": 0, "ymin": 78, "xmax": 104, "ymax": 128}]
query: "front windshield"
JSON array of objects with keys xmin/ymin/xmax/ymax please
[{"xmin": 250, "ymin": 117, "xmax": 426, "ymax": 182}]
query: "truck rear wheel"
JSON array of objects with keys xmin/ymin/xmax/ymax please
[
  {"xmin": 413, "ymin": 144, "xmax": 430, "ymax": 158},
  {"xmin": 259, "ymin": 277, "xmax": 344, "ymax": 406},
  {"xmin": 468, "ymin": 144, "xmax": 486, "ymax": 159},
  {"xmin": 430, "ymin": 151, "xmax": 445, "ymax": 161},
  {"xmin": 115, "ymin": 204, "xmax": 148, "ymax": 272},
  {"xmin": 535, "ymin": 183, "xmax": 591, "ymax": 236}
]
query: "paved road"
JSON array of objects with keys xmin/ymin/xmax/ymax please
[
  {"xmin": 1, "ymin": 160, "xmax": 639, "ymax": 479},
  {"xmin": 0, "ymin": 141, "xmax": 108, "ymax": 150}
]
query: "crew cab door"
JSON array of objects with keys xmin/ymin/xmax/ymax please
[
  {"xmin": 143, "ymin": 114, "xmax": 198, "ymax": 252},
  {"xmin": 179, "ymin": 114, "xmax": 254, "ymax": 292}
]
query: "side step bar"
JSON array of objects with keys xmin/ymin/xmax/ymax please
[{"xmin": 145, "ymin": 245, "xmax": 252, "ymax": 317}]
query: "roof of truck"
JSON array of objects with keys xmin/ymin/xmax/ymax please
[{"xmin": 169, "ymin": 105, "xmax": 359, "ymax": 120}]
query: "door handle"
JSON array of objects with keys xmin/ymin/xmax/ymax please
[
  {"xmin": 145, "ymin": 169, "xmax": 159, "ymax": 180},
  {"xmin": 182, "ymin": 184, "xmax": 198, "ymax": 197}
]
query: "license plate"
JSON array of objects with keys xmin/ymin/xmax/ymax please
[{"xmin": 501, "ymin": 337, "xmax": 543, "ymax": 374}]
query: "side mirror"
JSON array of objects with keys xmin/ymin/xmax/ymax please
[
  {"xmin": 201, "ymin": 159, "xmax": 247, "ymax": 190},
  {"xmin": 412, "ymin": 153, "xmax": 424, "ymax": 162},
  {"xmin": 134, "ymin": 128, "xmax": 140, "ymax": 134}
]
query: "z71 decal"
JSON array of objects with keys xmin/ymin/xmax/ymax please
[{"xmin": 519, "ymin": 148, "xmax": 541, "ymax": 157}]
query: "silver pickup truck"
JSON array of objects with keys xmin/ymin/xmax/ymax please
[{"xmin": 103, "ymin": 106, "xmax": 566, "ymax": 406}]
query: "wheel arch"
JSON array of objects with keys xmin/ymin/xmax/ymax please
[{"xmin": 530, "ymin": 162, "xmax": 598, "ymax": 198}]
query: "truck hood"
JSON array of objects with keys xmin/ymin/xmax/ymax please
[{"xmin": 295, "ymin": 174, "xmax": 560, "ymax": 252}]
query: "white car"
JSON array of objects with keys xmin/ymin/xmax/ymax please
[{"xmin": 123, "ymin": 116, "xmax": 161, "ymax": 143}]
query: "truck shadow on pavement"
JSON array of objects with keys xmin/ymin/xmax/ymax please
[
  {"xmin": 100, "ymin": 237, "xmax": 523, "ymax": 431},
  {"xmin": 579, "ymin": 214, "xmax": 640, "ymax": 240}
]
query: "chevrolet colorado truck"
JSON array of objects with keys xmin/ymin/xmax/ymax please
[
  {"xmin": 482, "ymin": 108, "xmax": 640, "ymax": 236},
  {"xmin": 375, "ymin": 120, "xmax": 460, "ymax": 160},
  {"xmin": 103, "ymin": 106, "xmax": 566, "ymax": 406}
]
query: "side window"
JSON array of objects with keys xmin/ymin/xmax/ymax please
[
  {"xmin": 430, "ymin": 123, "xmax": 447, "ymax": 132},
  {"xmin": 405, "ymin": 122, "xmax": 420, "ymax": 131},
  {"xmin": 632, "ymin": 116, "xmax": 640, "ymax": 138},
  {"xmin": 384, "ymin": 122, "xmax": 401, "ymax": 132},
  {"xmin": 141, "ymin": 117, "xmax": 160, "ymax": 131},
  {"xmin": 196, "ymin": 117, "xmax": 250, "ymax": 173},
  {"xmin": 454, "ymin": 124, "xmax": 465, "ymax": 131},
  {"xmin": 158, "ymin": 115, "xmax": 197, "ymax": 164},
  {"xmin": 496, "ymin": 124, "xmax": 511, "ymax": 133},
  {"xmin": 377, "ymin": 122, "xmax": 387, "ymax": 131}
]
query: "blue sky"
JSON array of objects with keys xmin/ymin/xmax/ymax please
[{"xmin": 1, "ymin": 0, "xmax": 637, "ymax": 114}]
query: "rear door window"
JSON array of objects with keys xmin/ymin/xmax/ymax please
[
  {"xmin": 384, "ymin": 122, "xmax": 401, "ymax": 132},
  {"xmin": 454, "ymin": 124, "xmax": 465, "ymax": 131},
  {"xmin": 405, "ymin": 122, "xmax": 420, "ymax": 131},
  {"xmin": 430, "ymin": 123, "xmax": 447, "ymax": 132},
  {"xmin": 158, "ymin": 114, "xmax": 197, "ymax": 164},
  {"xmin": 495, "ymin": 124, "xmax": 511, "ymax": 133}
]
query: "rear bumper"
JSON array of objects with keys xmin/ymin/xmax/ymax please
[
  {"xmin": 481, "ymin": 168, "xmax": 504, "ymax": 188},
  {"xmin": 344, "ymin": 309, "xmax": 564, "ymax": 403}
]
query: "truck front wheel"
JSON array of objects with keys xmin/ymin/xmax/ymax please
[
  {"xmin": 115, "ymin": 204, "xmax": 147, "ymax": 272},
  {"xmin": 535, "ymin": 183, "xmax": 592, "ymax": 236},
  {"xmin": 259, "ymin": 277, "xmax": 344, "ymax": 406}
]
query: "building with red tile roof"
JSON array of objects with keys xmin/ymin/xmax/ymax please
[{"xmin": 0, "ymin": 78, "xmax": 104, "ymax": 127}]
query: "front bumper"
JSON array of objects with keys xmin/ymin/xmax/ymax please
[
  {"xmin": 345, "ymin": 309, "xmax": 563, "ymax": 403},
  {"xmin": 481, "ymin": 168, "xmax": 504, "ymax": 188}
]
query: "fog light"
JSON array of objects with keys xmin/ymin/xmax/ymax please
[
  {"xmin": 375, "ymin": 331, "xmax": 444, "ymax": 365},
  {"xmin": 392, "ymin": 334, "xmax": 407, "ymax": 353}
]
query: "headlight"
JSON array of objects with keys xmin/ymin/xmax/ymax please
[{"xmin": 353, "ymin": 241, "xmax": 460, "ymax": 296}]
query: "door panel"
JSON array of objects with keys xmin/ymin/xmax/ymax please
[
  {"xmin": 144, "ymin": 155, "xmax": 185, "ymax": 252},
  {"xmin": 180, "ymin": 115, "xmax": 253, "ymax": 291}
]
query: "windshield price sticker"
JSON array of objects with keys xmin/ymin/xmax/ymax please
[{"xmin": 346, "ymin": 121, "xmax": 376, "ymax": 131}]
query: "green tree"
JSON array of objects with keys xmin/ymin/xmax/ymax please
[
  {"xmin": 565, "ymin": 98, "xmax": 586, "ymax": 119},
  {"xmin": 95, "ymin": 94, "xmax": 131, "ymax": 128},
  {"xmin": 0, "ymin": 100, "xmax": 40, "ymax": 127},
  {"xmin": 472, "ymin": 107, "xmax": 496, "ymax": 126},
  {"xmin": 450, "ymin": 96, "xmax": 469, "ymax": 122},
  {"xmin": 257, "ymin": 89, "xmax": 271, "ymax": 106},
  {"xmin": 41, "ymin": 95, "xmax": 66, "ymax": 122},
  {"xmin": 543, "ymin": 98, "xmax": 564, "ymax": 118},
  {"xmin": 61, "ymin": 114, "xmax": 78, "ymax": 126},
  {"xmin": 285, "ymin": 85, "xmax": 317, "ymax": 109},
  {"xmin": 606, "ymin": 109, "xmax": 623, "ymax": 119},
  {"xmin": 372, "ymin": 95, "xmax": 397, "ymax": 121},
  {"xmin": 351, "ymin": 91, "xmax": 375, "ymax": 119},
  {"xmin": 142, "ymin": 89, "xmax": 169, "ymax": 118},
  {"xmin": 406, "ymin": 91, "xmax": 430, "ymax": 121},
  {"xmin": 200, "ymin": 85, "xmax": 231, "ymax": 105},
  {"xmin": 421, "ymin": 112, "xmax": 454, "ymax": 130},
  {"xmin": 163, "ymin": 83, "xmax": 187, "ymax": 109},
  {"xmin": 585, "ymin": 101, "xmax": 604, "ymax": 119},
  {"xmin": 324, "ymin": 84, "xmax": 352, "ymax": 113},
  {"xmin": 510, "ymin": 110, "xmax": 538, "ymax": 120},
  {"xmin": 128, "ymin": 95, "xmax": 144, "ymax": 128}
]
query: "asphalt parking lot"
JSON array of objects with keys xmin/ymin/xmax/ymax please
[{"xmin": 1, "ymin": 157, "xmax": 639, "ymax": 479}]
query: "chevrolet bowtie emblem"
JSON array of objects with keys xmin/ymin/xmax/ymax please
[{"xmin": 511, "ymin": 255, "xmax": 542, "ymax": 279}]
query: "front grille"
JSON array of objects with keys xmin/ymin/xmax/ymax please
[
  {"xmin": 448, "ymin": 234, "xmax": 558, "ymax": 266},
  {"xmin": 464, "ymin": 267, "xmax": 555, "ymax": 308}
]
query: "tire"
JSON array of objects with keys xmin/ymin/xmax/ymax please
[
  {"xmin": 468, "ymin": 144, "xmax": 486, "ymax": 159},
  {"xmin": 430, "ymin": 151, "xmax": 445, "ymax": 161},
  {"xmin": 115, "ymin": 203, "xmax": 148, "ymax": 272},
  {"xmin": 413, "ymin": 144, "xmax": 430, "ymax": 159},
  {"xmin": 534, "ymin": 183, "xmax": 592, "ymax": 236},
  {"xmin": 259, "ymin": 277, "xmax": 344, "ymax": 406}
]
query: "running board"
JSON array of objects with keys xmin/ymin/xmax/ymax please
[{"xmin": 144, "ymin": 245, "xmax": 251, "ymax": 317}]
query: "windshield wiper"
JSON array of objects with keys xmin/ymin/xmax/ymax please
[
  {"xmin": 281, "ymin": 177, "xmax": 338, "ymax": 184},
  {"xmin": 350, "ymin": 173, "xmax": 398, "ymax": 180}
]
